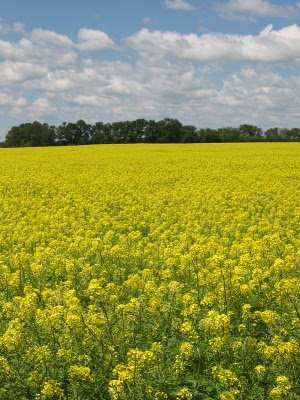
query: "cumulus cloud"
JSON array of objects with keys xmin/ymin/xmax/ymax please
[
  {"xmin": 29, "ymin": 97, "xmax": 55, "ymax": 117},
  {"xmin": 0, "ymin": 37, "xmax": 78, "ymax": 65},
  {"xmin": 30, "ymin": 75, "xmax": 76, "ymax": 92},
  {"xmin": 0, "ymin": 27, "xmax": 113, "ymax": 70},
  {"xmin": 0, "ymin": 92, "xmax": 27, "ymax": 107},
  {"xmin": 165, "ymin": 0, "xmax": 196, "ymax": 11},
  {"xmin": 67, "ymin": 94, "xmax": 113, "ymax": 107},
  {"xmin": 2, "ymin": 21, "xmax": 300, "ymax": 136},
  {"xmin": 211, "ymin": 66, "xmax": 299, "ymax": 125},
  {"xmin": 127, "ymin": 24, "xmax": 300, "ymax": 62},
  {"xmin": 0, "ymin": 61, "xmax": 47, "ymax": 84},
  {"xmin": 2, "ymin": 53, "xmax": 300, "ymax": 130},
  {"xmin": 77, "ymin": 28, "xmax": 115, "ymax": 51},
  {"xmin": 31, "ymin": 27, "xmax": 115, "ymax": 52},
  {"xmin": 31, "ymin": 28, "xmax": 74, "ymax": 47},
  {"xmin": 221, "ymin": 0, "xmax": 300, "ymax": 18}
]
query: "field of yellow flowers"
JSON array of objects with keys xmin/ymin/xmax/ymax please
[{"xmin": 0, "ymin": 143, "xmax": 299, "ymax": 400}]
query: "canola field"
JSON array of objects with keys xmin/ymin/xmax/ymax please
[{"xmin": 0, "ymin": 143, "xmax": 299, "ymax": 400}]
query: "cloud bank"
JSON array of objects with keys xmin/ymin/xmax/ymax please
[{"xmin": 1, "ymin": 19, "xmax": 300, "ymax": 138}]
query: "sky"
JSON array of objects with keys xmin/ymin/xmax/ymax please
[{"xmin": 1, "ymin": 0, "xmax": 300, "ymax": 138}]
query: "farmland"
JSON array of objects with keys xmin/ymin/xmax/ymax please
[{"xmin": 0, "ymin": 143, "xmax": 299, "ymax": 399}]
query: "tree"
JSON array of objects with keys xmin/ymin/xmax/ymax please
[
  {"xmin": 265, "ymin": 127, "xmax": 279, "ymax": 139},
  {"xmin": 56, "ymin": 120, "xmax": 92, "ymax": 145},
  {"xmin": 156, "ymin": 119, "xmax": 184, "ymax": 143},
  {"xmin": 144, "ymin": 120, "xmax": 160, "ymax": 143},
  {"xmin": 181, "ymin": 125, "xmax": 198, "ymax": 142},
  {"xmin": 5, "ymin": 122, "xmax": 56, "ymax": 147},
  {"xmin": 4, "ymin": 119, "xmax": 300, "ymax": 147},
  {"xmin": 238, "ymin": 124, "xmax": 262, "ymax": 137},
  {"xmin": 287, "ymin": 128, "xmax": 300, "ymax": 139},
  {"xmin": 91, "ymin": 122, "xmax": 112, "ymax": 144},
  {"xmin": 217, "ymin": 127, "xmax": 240, "ymax": 142},
  {"xmin": 198, "ymin": 128, "xmax": 220, "ymax": 142}
]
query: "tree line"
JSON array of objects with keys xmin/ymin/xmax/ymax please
[{"xmin": 3, "ymin": 119, "xmax": 300, "ymax": 147}]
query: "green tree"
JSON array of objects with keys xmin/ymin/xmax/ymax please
[
  {"xmin": 91, "ymin": 122, "xmax": 112, "ymax": 144},
  {"xmin": 56, "ymin": 120, "xmax": 92, "ymax": 145},
  {"xmin": 5, "ymin": 122, "xmax": 56, "ymax": 147},
  {"xmin": 238, "ymin": 124, "xmax": 262, "ymax": 137},
  {"xmin": 181, "ymin": 125, "xmax": 198, "ymax": 142},
  {"xmin": 157, "ymin": 119, "xmax": 184, "ymax": 142},
  {"xmin": 217, "ymin": 127, "xmax": 240, "ymax": 142},
  {"xmin": 198, "ymin": 128, "xmax": 221, "ymax": 142}
]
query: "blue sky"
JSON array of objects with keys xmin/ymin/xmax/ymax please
[{"xmin": 1, "ymin": 0, "xmax": 300, "ymax": 138}]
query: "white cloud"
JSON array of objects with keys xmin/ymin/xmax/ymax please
[
  {"xmin": 24, "ymin": 73, "xmax": 76, "ymax": 93},
  {"xmin": 77, "ymin": 28, "xmax": 115, "ymax": 51},
  {"xmin": 2, "ymin": 54, "xmax": 300, "ymax": 132},
  {"xmin": 165, "ymin": 0, "xmax": 196, "ymax": 11},
  {"xmin": 127, "ymin": 25, "xmax": 300, "ymax": 62},
  {"xmin": 0, "ymin": 61, "xmax": 47, "ymax": 84},
  {"xmin": 29, "ymin": 97, "xmax": 55, "ymax": 117},
  {"xmin": 0, "ymin": 92, "xmax": 27, "ymax": 107},
  {"xmin": 31, "ymin": 28, "xmax": 74, "ymax": 47},
  {"xmin": 211, "ymin": 66, "xmax": 297, "ymax": 124},
  {"xmin": 0, "ymin": 37, "xmax": 78, "ymax": 65},
  {"xmin": 0, "ymin": 39, "xmax": 21, "ymax": 60},
  {"xmin": 222, "ymin": 0, "xmax": 299, "ymax": 18},
  {"xmin": 68, "ymin": 94, "xmax": 113, "ymax": 107},
  {"xmin": 2, "ymin": 22, "xmax": 300, "ymax": 136},
  {"xmin": 14, "ymin": 97, "xmax": 28, "ymax": 107}
]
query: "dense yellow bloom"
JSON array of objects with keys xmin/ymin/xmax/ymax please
[
  {"xmin": 180, "ymin": 321, "xmax": 197, "ymax": 338},
  {"xmin": 179, "ymin": 342, "xmax": 193, "ymax": 356},
  {"xmin": 254, "ymin": 310, "xmax": 279, "ymax": 325},
  {"xmin": 212, "ymin": 366, "xmax": 239, "ymax": 387},
  {"xmin": 202, "ymin": 311, "xmax": 230, "ymax": 334},
  {"xmin": 40, "ymin": 380, "xmax": 64, "ymax": 399},
  {"xmin": 68, "ymin": 365, "xmax": 91, "ymax": 381},
  {"xmin": 209, "ymin": 336, "xmax": 227, "ymax": 353},
  {"xmin": 254, "ymin": 365, "xmax": 266, "ymax": 376},
  {"xmin": 176, "ymin": 387, "xmax": 193, "ymax": 400},
  {"xmin": 270, "ymin": 376, "xmax": 292, "ymax": 397},
  {"xmin": 0, "ymin": 318, "xmax": 23, "ymax": 351},
  {"xmin": 0, "ymin": 143, "xmax": 299, "ymax": 399}
]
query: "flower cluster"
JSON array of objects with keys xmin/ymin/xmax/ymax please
[{"xmin": 0, "ymin": 143, "xmax": 299, "ymax": 399}]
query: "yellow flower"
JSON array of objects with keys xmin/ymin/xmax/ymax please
[
  {"xmin": 219, "ymin": 390, "xmax": 240, "ymax": 400},
  {"xmin": 176, "ymin": 387, "xmax": 193, "ymax": 400},
  {"xmin": 270, "ymin": 376, "xmax": 292, "ymax": 397},
  {"xmin": 212, "ymin": 366, "xmax": 239, "ymax": 387},
  {"xmin": 254, "ymin": 310, "xmax": 279, "ymax": 325},
  {"xmin": 179, "ymin": 342, "xmax": 193, "ymax": 357},
  {"xmin": 202, "ymin": 311, "xmax": 230, "ymax": 334},
  {"xmin": 0, "ymin": 143, "xmax": 299, "ymax": 398},
  {"xmin": 40, "ymin": 380, "xmax": 64, "ymax": 399},
  {"xmin": 68, "ymin": 365, "xmax": 91, "ymax": 382},
  {"xmin": 254, "ymin": 365, "xmax": 266, "ymax": 376},
  {"xmin": 209, "ymin": 336, "xmax": 227, "ymax": 352},
  {"xmin": 0, "ymin": 318, "xmax": 23, "ymax": 351}
]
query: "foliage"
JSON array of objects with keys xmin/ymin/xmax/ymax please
[
  {"xmin": 0, "ymin": 143, "xmax": 299, "ymax": 399},
  {"xmin": 5, "ymin": 122, "xmax": 56, "ymax": 147},
  {"xmin": 4, "ymin": 119, "xmax": 300, "ymax": 147}
]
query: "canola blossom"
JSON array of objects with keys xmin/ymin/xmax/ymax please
[{"xmin": 0, "ymin": 143, "xmax": 299, "ymax": 400}]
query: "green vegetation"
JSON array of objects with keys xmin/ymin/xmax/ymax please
[
  {"xmin": 4, "ymin": 119, "xmax": 300, "ymax": 147},
  {"xmin": 0, "ymin": 144, "xmax": 299, "ymax": 399}
]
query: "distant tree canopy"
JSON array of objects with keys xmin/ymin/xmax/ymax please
[
  {"xmin": 4, "ymin": 119, "xmax": 300, "ymax": 147},
  {"xmin": 5, "ymin": 122, "xmax": 56, "ymax": 147}
]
